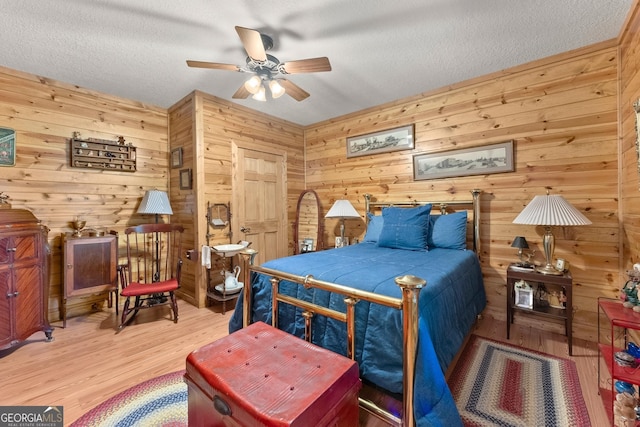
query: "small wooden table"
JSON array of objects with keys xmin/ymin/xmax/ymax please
[{"xmin": 506, "ymin": 263, "xmax": 573, "ymax": 355}]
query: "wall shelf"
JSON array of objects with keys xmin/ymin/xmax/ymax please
[{"xmin": 70, "ymin": 137, "xmax": 136, "ymax": 172}]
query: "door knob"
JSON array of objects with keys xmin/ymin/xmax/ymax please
[{"xmin": 240, "ymin": 226, "xmax": 251, "ymax": 233}]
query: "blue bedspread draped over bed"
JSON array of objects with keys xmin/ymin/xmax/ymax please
[{"xmin": 228, "ymin": 242, "xmax": 486, "ymax": 426}]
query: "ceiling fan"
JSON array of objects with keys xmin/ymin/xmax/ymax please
[{"xmin": 187, "ymin": 26, "xmax": 331, "ymax": 102}]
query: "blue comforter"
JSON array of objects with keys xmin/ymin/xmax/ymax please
[{"xmin": 229, "ymin": 243, "xmax": 486, "ymax": 426}]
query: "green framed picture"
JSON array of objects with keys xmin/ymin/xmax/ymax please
[{"xmin": 0, "ymin": 127, "xmax": 16, "ymax": 167}]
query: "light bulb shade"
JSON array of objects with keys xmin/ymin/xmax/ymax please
[
  {"xmin": 137, "ymin": 190, "xmax": 173, "ymax": 215},
  {"xmin": 269, "ymin": 80, "xmax": 285, "ymax": 99},
  {"xmin": 513, "ymin": 194, "xmax": 591, "ymax": 226},
  {"xmin": 511, "ymin": 236, "xmax": 529, "ymax": 249},
  {"xmin": 252, "ymin": 85, "xmax": 266, "ymax": 101},
  {"xmin": 325, "ymin": 200, "xmax": 360, "ymax": 219},
  {"xmin": 244, "ymin": 75, "xmax": 262, "ymax": 94}
]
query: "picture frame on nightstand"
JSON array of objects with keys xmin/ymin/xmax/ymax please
[{"xmin": 515, "ymin": 279, "xmax": 533, "ymax": 309}]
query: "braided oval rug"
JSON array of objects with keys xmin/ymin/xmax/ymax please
[
  {"xmin": 448, "ymin": 335, "xmax": 591, "ymax": 427},
  {"xmin": 70, "ymin": 371, "xmax": 187, "ymax": 427}
]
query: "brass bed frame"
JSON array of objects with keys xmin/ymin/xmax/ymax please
[{"xmin": 238, "ymin": 189, "xmax": 481, "ymax": 426}]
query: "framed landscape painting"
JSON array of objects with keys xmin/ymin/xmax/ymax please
[
  {"xmin": 347, "ymin": 125, "xmax": 414, "ymax": 158},
  {"xmin": 413, "ymin": 140, "xmax": 514, "ymax": 181},
  {"xmin": 0, "ymin": 127, "xmax": 16, "ymax": 167}
]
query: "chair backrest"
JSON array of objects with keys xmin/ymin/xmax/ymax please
[{"xmin": 123, "ymin": 223, "xmax": 184, "ymax": 285}]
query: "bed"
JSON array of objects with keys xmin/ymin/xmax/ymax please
[{"xmin": 229, "ymin": 190, "xmax": 486, "ymax": 426}]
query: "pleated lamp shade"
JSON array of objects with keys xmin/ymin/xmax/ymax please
[
  {"xmin": 137, "ymin": 190, "xmax": 173, "ymax": 215},
  {"xmin": 513, "ymin": 192, "xmax": 590, "ymax": 275},
  {"xmin": 513, "ymin": 194, "xmax": 591, "ymax": 226},
  {"xmin": 325, "ymin": 200, "xmax": 360, "ymax": 219}
]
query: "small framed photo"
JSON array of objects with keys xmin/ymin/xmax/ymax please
[
  {"xmin": 515, "ymin": 286, "xmax": 533, "ymax": 309},
  {"xmin": 171, "ymin": 147, "xmax": 183, "ymax": 169},
  {"xmin": 301, "ymin": 238, "xmax": 314, "ymax": 253},
  {"xmin": 179, "ymin": 168, "xmax": 192, "ymax": 190},
  {"xmin": 335, "ymin": 236, "xmax": 349, "ymax": 248}
]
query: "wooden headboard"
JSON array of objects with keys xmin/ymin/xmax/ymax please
[{"xmin": 363, "ymin": 189, "xmax": 482, "ymax": 255}]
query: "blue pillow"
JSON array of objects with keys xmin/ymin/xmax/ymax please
[
  {"xmin": 377, "ymin": 204, "xmax": 432, "ymax": 251},
  {"xmin": 428, "ymin": 211, "xmax": 468, "ymax": 250},
  {"xmin": 363, "ymin": 213, "xmax": 384, "ymax": 243}
]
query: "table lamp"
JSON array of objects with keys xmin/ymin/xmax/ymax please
[
  {"xmin": 513, "ymin": 191, "xmax": 591, "ymax": 275},
  {"xmin": 325, "ymin": 199, "xmax": 360, "ymax": 246},
  {"xmin": 511, "ymin": 236, "xmax": 531, "ymax": 266}
]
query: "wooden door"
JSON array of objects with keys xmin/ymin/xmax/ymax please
[{"xmin": 233, "ymin": 145, "xmax": 287, "ymax": 266}]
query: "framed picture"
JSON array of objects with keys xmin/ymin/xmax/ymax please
[
  {"xmin": 171, "ymin": 147, "xmax": 183, "ymax": 169},
  {"xmin": 179, "ymin": 168, "xmax": 192, "ymax": 190},
  {"xmin": 633, "ymin": 99, "xmax": 640, "ymax": 183},
  {"xmin": 346, "ymin": 124, "xmax": 414, "ymax": 158},
  {"xmin": 413, "ymin": 140, "xmax": 514, "ymax": 181},
  {"xmin": 335, "ymin": 236, "xmax": 349, "ymax": 248},
  {"xmin": 0, "ymin": 127, "xmax": 16, "ymax": 167},
  {"xmin": 300, "ymin": 238, "xmax": 315, "ymax": 253},
  {"xmin": 515, "ymin": 280, "xmax": 533, "ymax": 309}
]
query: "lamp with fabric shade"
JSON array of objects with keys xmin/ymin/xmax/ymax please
[
  {"xmin": 137, "ymin": 190, "xmax": 173, "ymax": 224},
  {"xmin": 138, "ymin": 190, "xmax": 173, "ymax": 284},
  {"xmin": 325, "ymin": 200, "xmax": 360, "ymax": 246},
  {"xmin": 513, "ymin": 192, "xmax": 591, "ymax": 275}
]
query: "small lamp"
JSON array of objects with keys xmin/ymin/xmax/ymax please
[
  {"xmin": 513, "ymin": 191, "xmax": 591, "ymax": 275},
  {"xmin": 511, "ymin": 236, "xmax": 531, "ymax": 266},
  {"xmin": 137, "ymin": 190, "xmax": 173, "ymax": 224},
  {"xmin": 325, "ymin": 200, "xmax": 360, "ymax": 246}
]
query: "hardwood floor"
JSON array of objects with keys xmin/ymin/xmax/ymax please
[{"xmin": 0, "ymin": 300, "xmax": 608, "ymax": 426}]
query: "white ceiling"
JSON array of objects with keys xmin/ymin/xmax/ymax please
[{"xmin": 0, "ymin": 0, "xmax": 633, "ymax": 126}]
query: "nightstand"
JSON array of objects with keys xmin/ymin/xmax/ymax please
[{"xmin": 506, "ymin": 263, "xmax": 573, "ymax": 355}]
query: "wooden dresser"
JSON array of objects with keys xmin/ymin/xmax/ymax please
[{"xmin": 0, "ymin": 207, "xmax": 53, "ymax": 350}]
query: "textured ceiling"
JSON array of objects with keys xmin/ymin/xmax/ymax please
[{"xmin": 0, "ymin": 0, "xmax": 633, "ymax": 126}]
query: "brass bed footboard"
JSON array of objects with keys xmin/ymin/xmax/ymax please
[{"xmin": 238, "ymin": 251, "xmax": 424, "ymax": 427}]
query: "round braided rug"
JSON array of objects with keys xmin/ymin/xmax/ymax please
[{"xmin": 70, "ymin": 371, "xmax": 188, "ymax": 427}]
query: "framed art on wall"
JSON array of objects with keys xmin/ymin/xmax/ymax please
[
  {"xmin": 171, "ymin": 147, "xmax": 183, "ymax": 169},
  {"xmin": 413, "ymin": 140, "xmax": 514, "ymax": 181},
  {"xmin": 0, "ymin": 127, "xmax": 16, "ymax": 167},
  {"xmin": 180, "ymin": 168, "xmax": 192, "ymax": 190},
  {"xmin": 346, "ymin": 124, "xmax": 414, "ymax": 158}
]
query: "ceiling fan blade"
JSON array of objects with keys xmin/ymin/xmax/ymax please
[
  {"xmin": 279, "ymin": 79, "xmax": 310, "ymax": 101},
  {"xmin": 235, "ymin": 26, "xmax": 267, "ymax": 61},
  {"xmin": 232, "ymin": 84, "xmax": 251, "ymax": 99},
  {"xmin": 186, "ymin": 60, "xmax": 240, "ymax": 71},
  {"xmin": 281, "ymin": 57, "xmax": 332, "ymax": 74}
]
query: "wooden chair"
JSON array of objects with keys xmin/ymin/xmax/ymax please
[{"xmin": 117, "ymin": 223, "xmax": 184, "ymax": 331}]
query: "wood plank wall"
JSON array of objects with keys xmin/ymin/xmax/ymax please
[
  {"xmin": 168, "ymin": 90, "xmax": 305, "ymax": 308},
  {"xmin": 0, "ymin": 66, "xmax": 170, "ymax": 322},
  {"xmin": 620, "ymin": 1, "xmax": 640, "ymax": 272},
  {"xmin": 304, "ymin": 40, "xmax": 621, "ymax": 342}
]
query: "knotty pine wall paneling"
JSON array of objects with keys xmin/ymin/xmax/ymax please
[
  {"xmin": 304, "ymin": 40, "xmax": 620, "ymax": 343},
  {"xmin": 0, "ymin": 66, "xmax": 170, "ymax": 323},
  {"xmin": 168, "ymin": 90, "xmax": 305, "ymax": 308},
  {"xmin": 620, "ymin": 0, "xmax": 640, "ymax": 276}
]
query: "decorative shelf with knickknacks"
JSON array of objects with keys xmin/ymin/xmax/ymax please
[
  {"xmin": 597, "ymin": 265, "xmax": 640, "ymax": 426},
  {"xmin": 70, "ymin": 133, "xmax": 136, "ymax": 172},
  {"xmin": 620, "ymin": 265, "xmax": 640, "ymax": 312}
]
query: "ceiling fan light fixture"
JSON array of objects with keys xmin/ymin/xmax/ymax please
[
  {"xmin": 252, "ymin": 85, "xmax": 267, "ymax": 101},
  {"xmin": 269, "ymin": 80, "xmax": 285, "ymax": 99},
  {"xmin": 244, "ymin": 75, "xmax": 262, "ymax": 94}
]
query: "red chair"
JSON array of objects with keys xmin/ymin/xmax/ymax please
[{"xmin": 117, "ymin": 223, "xmax": 184, "ymax": 331}]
